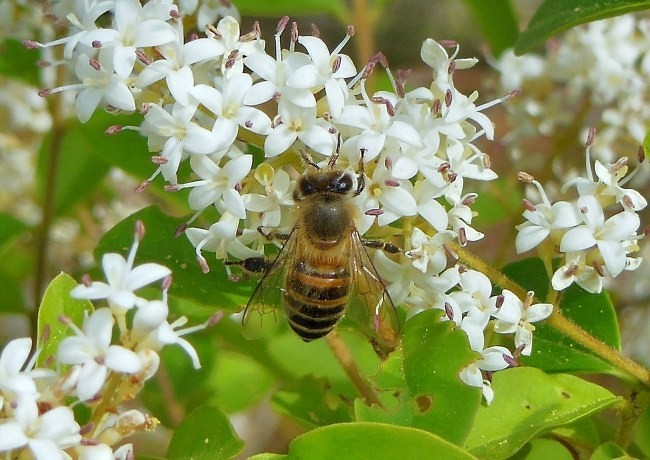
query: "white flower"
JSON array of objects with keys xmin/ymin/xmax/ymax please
[
  {"xmin": 57, "ymin": 309, "xmax": 142, "ymax": 401},
  {"xmin": 515, "ymin": 200, "xmax": 581, "ymax": 253},
  {"xmin": 356, "ymin": 163, "xmax": 418, "ymax": 231},
  {"xmin": 71, "ymin": 228, "xmax": 171, "ymax": 312},
  {"xmin": 208, "ymin": 16, "xmax": 265, "ymax": 76},
  {"xmin": 135, "ymin": 22, "xmax": 226, "ymax": 105},
  {"xmin": 0, "ymin": 400, "xmax": 81, "ymax": 459},
  {"xmin": 565, "ymin": 157, "xmax": 647, "ymax": 211},
  {"xmin": 560, "ymin": 195, "xmax": 640, "ymax": 277},
  {"xmin": 551, "ymin": 252, "xmax": 603, "ymax": 293},
  {"xmin": 242, "ymin": 164, "xmax": 294, "ymax": 227},
  {"xmin": 493, "ymin": 290, "xmax": 553, "ymax": 356},
  {"xmin": 0, "ymin": 338, "xmax": 47, "ymax": 414},
  {"xmin": 133, "ymin": 301, "xmax": 203, "ymax": 369},
  {"xmin": 69, "ymin": 49, "xmax": 136, "ymax": 123},
  {"xmin": 243, "ymin": 23, "xmax": 314, "ymax": 107},
  {"xmin": 337, "ymin": 89, "xmax": 421, "ymax": 162},
  {"xmin": 82, "ymin": 0, "xmax": 177, "ymax": 78},
  {"xmin": 140, "ymin": 102, "xmax": 220, "ymax": 184},
  {"xmin": 286, "ymin": 33, "xmax": 357, "ymax": 117},
  {"xmin": 264, "ymin": 99, "xmax": 335, "ymax": 157},
  {"xmin": 459, "ymin": 346, "xmax": 512, "ymax": 405},
  {"xmin": 191, "ymin": 73, "xmax": 272, "ymax": 150},
  {"xmin": 405, "ymin": 227, "xmax": 454, "ymax": 273},
  {"xmin": 177, "ymin": 154, "xmax": 252, "ymax": 218},
  {"xmin": 186, "ymin": 212, "xmax": 261, "ymax": 266}
]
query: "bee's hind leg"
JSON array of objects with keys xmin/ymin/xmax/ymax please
[{"xmin": 361, "ymin": 239, "xmax": 401, "ymax": 255}]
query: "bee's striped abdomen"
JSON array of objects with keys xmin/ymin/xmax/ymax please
[{"xmin": 284, "ymin": 260, "xmax": 349, "ymax": 341}]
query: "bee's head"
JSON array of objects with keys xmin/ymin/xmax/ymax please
[{"xmin": 297, "ymin": 169, "xmax": 353, "ymax": 199}]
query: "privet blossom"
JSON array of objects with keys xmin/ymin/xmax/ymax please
[
  {"xmin": 31, "ymin": 0, "xmax": 564, "ymax": 403},
  {"xmin": 0, "ymin": 222, "xmax": 210, "ymax": 459},
  {"xmin": 515, "ymin": 130, "xmax": 646, "ymax": 294}
]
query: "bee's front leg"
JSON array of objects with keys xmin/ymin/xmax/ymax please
[
  {"xmin": 225, "ymin": 227, "xmax": 290, "ymax": 274},
  {"xmin": 361, "ymin": 239, "xmax": 401, "ymax": 255},
  {"xmin": 257, "ymin": 226, "xmax": 290, "ymax": 242}
]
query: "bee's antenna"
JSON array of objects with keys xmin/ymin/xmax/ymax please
[
  {"xmin": 354, "ymin": 148, "xmax": 366, "ymax": 196},
  {"xmin": 328, "ymin": 134, "xmax": 342, "ymax": 169},
  {"xmin": 300, "ymin": 150, "xmax": 320, "ymax": 169}
]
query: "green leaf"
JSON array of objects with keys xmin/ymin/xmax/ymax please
[
  {"xmin": 515, "ymin": 0, "xmax": 650, "ymax": 54},
  {"xmin": 0, "ymin": 38, "xmax": 40, "ymax": 86},
  {"xmin": 0, "ymin": 214, "xmax": 29, "ymax": 249},
  {"xmin": 462, "ymin": 0, "xmax": 519, "ymax": 57},
  {"xmin": 235, "ymin": 0, "xmax": 348, "ymax": 22},
  {"xmin": 272, "ymin": 375, "xmax": 352, "ymax": 428},
  {"xmin": 95, "ymin": 206, "xmax": 254, "ymax": 311},
  {"xmin": 209, "ymin": 349, "xmax": 274, "ymax": 413},
  {"xmin": 644, "ymin": 129, "xmax": 650, "ymax": 159},
  {"xmin": 590, "ymin": 441, "xmax": 631, "ymax": 460},
  {"xmin": 36, "ymin": 273, "xmax": 93, "ymax": 366},
  {"xmin": 356, "ymin": 310, "xmax": 481, "ymax": 444},
  {"xmin": 463, "ymin": 368, "xmax": 621, "ymax": 459},
  {"xmin": 510, "ymin": 439, "xmax": 574, "ymax": 460},
  {"xmin": 502, "ymin": 258, "xmax": 622, "ymax": 375},
  {"xmin": 551, "ymin": 417, "xmax": 601, "ymax": 451},
  {"xmin": 167, "ymin": 405, "xmax": 243, "ymax": 460},
  {"xmin": 286, "ymin": 423, "xmax": 477, "ymax": 460}
]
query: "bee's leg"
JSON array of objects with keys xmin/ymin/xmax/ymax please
[
  {"xmin": 354, "ymin": 148, "xmax": 366, "ymax": 196},
  {"xmin": 257, "ymin": 226, "xmax": 290, "ymax": 242},
  {"xmin": 361, "ymin": 239, "xmax": 401, "ymax": 254},
  {"xmin": 224, "ymin": 257, "xmax": 271, "ymax": 274}
]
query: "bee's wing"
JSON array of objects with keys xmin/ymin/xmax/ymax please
[
  {"xmin": 346, "ymin": 230, "xmax": 401, "ymax": 358},
  {"xmin": 241, "ymin": 230, "xmax": 298, "ymax": 339}
]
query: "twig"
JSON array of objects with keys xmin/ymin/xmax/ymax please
[{"xmin": 325, "ymin": 331, "xmax": 383, "ymax": 407}]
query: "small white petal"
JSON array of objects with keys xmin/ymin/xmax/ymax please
[{"xmin": 105, "ymin": 346, "xmax": 142, "ymax": 373}]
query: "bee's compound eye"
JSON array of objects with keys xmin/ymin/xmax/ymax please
[
  {"xmin": 300, "ymin": 178, "xmax": 316, "ymax": 196},
  {"xmin": 336, "ymin": 174, "xmax": 353, "ymax": 193}
]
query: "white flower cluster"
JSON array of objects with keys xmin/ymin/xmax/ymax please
[
  {"xmin": 0, "ymin": 222, "xmax": 209, "ymax": 459},
  {"xmin": 515, "ymin": 130, "xmax": 646, "ymax": 294},
  {"xmin": 30, "ymin": 0, "xmax": 531, "ymax": 402},
  {"xmin": 497, "ymin": 14, "xmax": 650, "ymax": 163}
]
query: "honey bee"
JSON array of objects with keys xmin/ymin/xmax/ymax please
[{"xmin": 233, "ymin": 151, "xmax": 401, "ymax": 357}]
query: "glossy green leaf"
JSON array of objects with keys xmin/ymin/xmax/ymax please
[
  {"xmin": 36, "ymin": 273, "xmax": 92, "ymax": 366},
  {"xmin": 356, "ymin": 310, "xmax": 481, "ymax": 444},
  {"xmin": 464, "ymin": 368, "xmax": 621, "ymax": 459},
  {"xmin": 510, "ymin": 439, "xmax": 573, "ymax": 460},
  {"xmin": 551, "ymin": 417, "xmax": 600, "ymax": 451},
  {"xmin": 0, "ymin": 214, "xmax": 29, "ymax": 249},
  {"xmin": 590, "ymin": 441, "xmax": 630, "ymax": 460},
  {"xmin": 272, "ymin": 375, "xmax": 352, "ymax": 428},
  {"xmin": 462, "ymin": 0, "xmax": 519, "ymax": 57},
  {"xmin": 286, "ymin": 423, "xmax": 477, "ymax": 460},
  {"xmin": 0, "ymin": 38, "xmax": 40, "ymax": 86},
  {"xmin": 209, "ymin": 349, "xmax": 274, "ymax": 413},
  {"xmin": 515, "ymin": 0, "xmax": 650, "ymax": 54},
  {"xmin": 644, "ymin": 129, "xmax": 650, "ymax": 158},
  {"xmin": 235, "ymin": 0, "xmax": 348, "ymax": 22},
  {"xmin": 167, "ymin": 405, "xmax": 243, "ymax": 460},
  {"xmin": 502, "ymin": 258, "xmax": 621, "ymax": 375},
  {"xmin": 95, "ymin": 206, "xmax": 254, "ymax": 311}
]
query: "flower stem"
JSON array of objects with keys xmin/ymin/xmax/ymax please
[
  {"xmin": 325, "ymin": 331, "xmax": 383, "ymax": 407},
  {"xmin": 32, "ymin": 98, "xmax": 66, "ymax": 332},
  {"xmin": 453, "ymin": 243, "xmax": 650, "ymax": 386}
]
